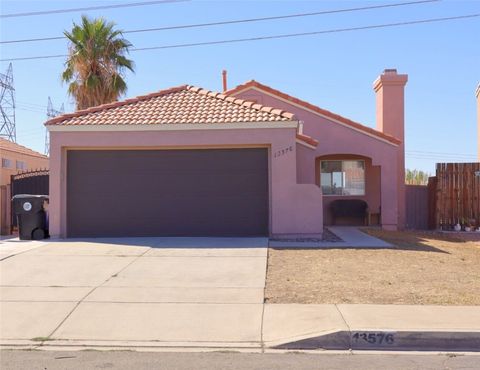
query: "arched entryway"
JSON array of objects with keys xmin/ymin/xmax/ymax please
[{"xmin": 315, "ymin": 154, "xmax": 381, "ymax": 226}]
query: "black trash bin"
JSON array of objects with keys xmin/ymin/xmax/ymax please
[{"xmin": 12, "ymin": 194, "xmax": 49, "ymax": 240}]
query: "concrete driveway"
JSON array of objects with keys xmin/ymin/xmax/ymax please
[{"xmin": 0, "ymin": 237, "xmax": 268, "ymax": 348}]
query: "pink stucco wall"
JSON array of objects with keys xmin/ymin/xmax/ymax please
[
  {"xmin": 373, "ymin": 70, "xmax": 408, "ymax": 229},
  {"xmin": 49, "ymin": 127, "xmax": 324, "ymax": 238},
  {"xmin": 235, "ymin": 90, "xmax": 401, "ymax": 230}
]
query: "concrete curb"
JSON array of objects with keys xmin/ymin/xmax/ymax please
[
  {"xmin": 0, "ymin": 339, "xmax": 262, "ymax": 351},
  {"xmin": 271, "ymin": 330, "xmax": 480, "ymax": 352},
  {"xmin": 2, "ymin": 330, "xmax": 479, "ymax": 353}
]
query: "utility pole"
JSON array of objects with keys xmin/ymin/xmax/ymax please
[
  {"xmin": 45, "ymin": 97, "xmax": 64, "ymax": 155},
  {"xmin": 0, "ymin": 63, "xmax": 16, "ymax": 142}
]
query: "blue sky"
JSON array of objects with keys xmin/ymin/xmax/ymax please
[{"xmin": 1, "ymin": 0, "xmax": 479, "ymax": 173}]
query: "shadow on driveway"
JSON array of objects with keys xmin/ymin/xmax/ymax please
[{"xmin": 45, "ymin": 237, "xmax": 269, "ymax": 249}]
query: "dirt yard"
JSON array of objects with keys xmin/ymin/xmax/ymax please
[{"xmin": 265, "ymin": 229, "xmax": 480, "ymax": 305}]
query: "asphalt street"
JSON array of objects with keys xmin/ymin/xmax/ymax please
[{"xmin": 1, "ymin": 350, "xmax": 479, "ymax": 370}]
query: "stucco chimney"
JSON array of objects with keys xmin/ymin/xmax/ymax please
[
  {"xmin": 477, "ymin": 84, "xmax": 480, "ymax": 160},
  {"xmin": 373, "ymin": 69, "xmax": 408, "ymax": 139},
  {"xmin": 373, "ymin": 69, "xmax": 408, "ymax": 229},
  {"xmin": 222, "ymin": 70, "xmax": 228, "ymax": 92}
]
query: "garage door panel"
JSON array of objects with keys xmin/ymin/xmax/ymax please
[
  {"xmin": 67, "ymin": 149, "xmax": 268, "ymax": 237},
  {"xmin": 80, "ymin": 192, "xmax": 267, "ymax": 214},
  {"xmin": 70, "ymin": 183, "xmax": 266, "ymax": 199},
  {"xmin": 76, "ymin": 194, "xmax": 267, "ymax": 218},
  {"xmin": 69, "ymin": 214, "xmax": 267, "ymax": 238},
  {"xmin": 70, "ymin": 171, "xmax": 266, "ymax": 196},
  {"xmin": 73, "ymin": 150, "xmax": 268, "ymax": 172}
]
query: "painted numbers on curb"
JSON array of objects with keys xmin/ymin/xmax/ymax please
[{"xmin": 352, "ymin": 332, "xmax": 395, "ymax": 346}]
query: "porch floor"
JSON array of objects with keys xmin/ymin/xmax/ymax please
[{"xmin": 269, "ymin": 227, "xmax": 392, "ymax": 248}]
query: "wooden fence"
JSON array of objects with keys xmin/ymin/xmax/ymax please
[
  {"xmin": 429, "ymin": 162, "xmax": 480, "ymax": 229},
  {"xmin": 405, "ymin": 185, "xmax": 429, "ymax": 229}
]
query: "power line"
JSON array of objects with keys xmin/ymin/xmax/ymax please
[
  {"xmin": 407, "ymin": 151, "xmax": 477, "ymax": 158},
  {"xmin": 407, "ymin": 158, "xmax": 477, "ymax": 163},
  {"xmin": 16, "ymin": 102, "xmax": 46, "ymax": 110},
  {"xmin": 0, "ymin": 54, "xmax": 67, "ymax": 62},
  {"xmin": 0, "ymin": 0, "xmax": 440, "ymax": 45},
  {"xmin": 16, "ymin": 106, "xmax": 45, "ymax": 114},
  {"xmin": 1, "ymin": 13, "xmax": 478, "ymax": 62},
  {"xmin": 17, "ymin": 128, "xmax": 45, "ymax": 134},
  {"xmin": 407, "ymin": 150, "xmax": 477, "ymax": 158},
  {"xmin": 407, "ymin": 157, "xmax": 477, "ymax": 161},
  {"xmin": 132, "ymin": 13, "xmax": 480, "ymax": 51},
  {"xmin": 0, "ymin": 0, "xmax": 188, "ymax": 19},
  {"xmin": 17, "ymin": 129, "xmax": 45, "ymax": 136},
  {"xmin": 407, "ymin": 152, "xmax": 477, "ymax": 157},
  {"xmin": 406, "ymin": 149, "xmax": 478, "ymax": 162},
  {"xmin": 406, "ymin": 154, "xmax": 477, "ymax": 160},
  {"xmin": 407, "ymin": 155, "xmax": 477, "ymax": 160},
  {"xmin": 16, "ymin": 101, "xmax": 48, "ymax": 109}
]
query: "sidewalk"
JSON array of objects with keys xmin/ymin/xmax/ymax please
[
  {"xmin": 269, "ymin": 227, "xmax": 392, "ymax": 248},
  {"xmin": 264, "ymin": 304, "xmax": 480, "ymax": 352},
  {"xmin": 2, "ymin": 303, "xmax": 479, "ymax": 352}
]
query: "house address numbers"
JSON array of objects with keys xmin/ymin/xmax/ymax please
[{"xmin": 274, "ymin": 146, "xmax": 294, "ymax": 158}]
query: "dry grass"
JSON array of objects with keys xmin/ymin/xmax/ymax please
[{"xmin": 265, "ymin": 229, "xmax": 480, "ymax": 305}]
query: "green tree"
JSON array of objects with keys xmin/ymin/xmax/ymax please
[
  {"xmin": 62, "ymin": 16, "xmax": 134, "ymax": 110},
  {"xmin": 405, "ymin": 169, "xmax": 431, "ymax": 185}
]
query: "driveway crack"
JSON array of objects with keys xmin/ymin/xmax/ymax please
[{"xmin": 45, "ymin": 248, "xmax": 151, "ymax": 340}]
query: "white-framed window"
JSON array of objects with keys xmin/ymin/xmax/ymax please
[
  {"xmin": 1, "ymin": 158, "xmax": 12, "ymax": 168},
  {"xmin": 16, "ymin": 160, "xmax": 27, "ymax": 170},
  {"xmin": 320, "ymin": 160, "xmax": 366, "ymax": 196}
]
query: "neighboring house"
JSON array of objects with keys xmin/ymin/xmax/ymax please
[
  {"xmin": 0, "ymin": 138, "xmax": 49, "ymax": 234},
  {"xmin": 46, "ymin": 69, "xmax": 407, "ymax": 238}
]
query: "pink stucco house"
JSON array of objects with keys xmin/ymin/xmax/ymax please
[{"xmin": 46, "ymin": 69, "xmax": 407, "ymax": 238}]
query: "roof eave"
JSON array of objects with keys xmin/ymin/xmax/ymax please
[{"xmin": 47, "ymin": 121, "xmax": 299, "ymax": 132}]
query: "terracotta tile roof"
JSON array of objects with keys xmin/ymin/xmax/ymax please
[
  {"xmin": 296, "ymin": 133, "xmax": 318, "ymax": 147},
  {"xmin": 45, "ymin": 85, "xmax": 297, "ymax": 126},
  {"xmin": 226, "ymin": 80, "xmax": 401, "ymax": 145},
  {"xmin": 0, "ymin": 138, "xmax": 48, "ymax": 158}
]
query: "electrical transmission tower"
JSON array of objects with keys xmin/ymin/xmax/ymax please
[
  {"xmin": 0, "ymin": 63, "xmax": 16, "ymax": 142},
  {"xmin": 45, "ymin": 97, "xmax": 64, "ymax": 155}
]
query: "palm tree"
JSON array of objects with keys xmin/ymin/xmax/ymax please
[{"xmin": 62, "ymin": 16, "xmax": 134, "ymax": 110}]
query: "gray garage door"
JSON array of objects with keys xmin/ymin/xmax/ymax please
[{"xmin": 67, "ymin": 148, "xmax": 269, "ymax": 237}]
